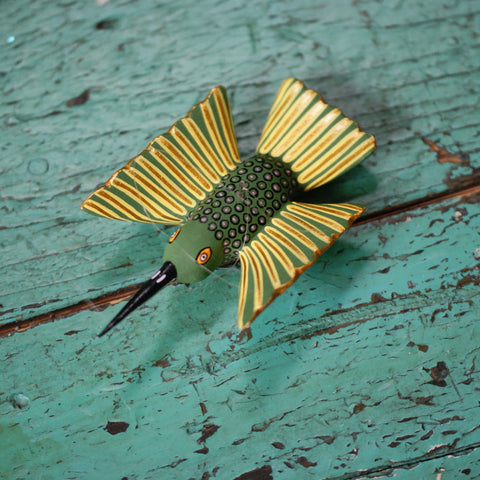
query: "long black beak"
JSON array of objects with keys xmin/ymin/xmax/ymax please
[{"xmin": 98, "ymin": 261, "xmax": 177, "ymax": 337}]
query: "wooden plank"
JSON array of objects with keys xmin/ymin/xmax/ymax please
[
  {"xmin": 1, "ymin": 0, "xmax": 479, "ymax": 324},
  {"xmin": 1, "ymin": 0, "xmax": 479, "ymax": 477},
  {"xmin": 1, "ymin": 190, "xmax": 478, "ymax": 479}
]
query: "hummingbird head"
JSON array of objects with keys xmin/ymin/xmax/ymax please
[
  {"xmin": 163, "ymin": 221, "xmax": 225, "ymax": 284},
  {"xmin": 98, "ymin": 220, "xmax": 225, "ymax": 336}
]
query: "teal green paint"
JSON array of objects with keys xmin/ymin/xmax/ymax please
[
  {"xmin": 1, "ymin": 192, "xmax": 480, "ymax": 479},
  {"xmin": 1, "ymin": 0, "xmax": 480, "ymax": 478},
  {"xmin": 1, "ymin": 0, "xmax": 479, "ymax": 323}
]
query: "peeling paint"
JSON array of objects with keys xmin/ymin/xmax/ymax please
[{"xmin": 422, "ymin": 138, "xmax": 463, "ymax": 164}]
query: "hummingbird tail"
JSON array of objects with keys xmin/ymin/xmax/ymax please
[{"xmin": 256, "ymin": 78, "xmax": 376, "ymax": 192}]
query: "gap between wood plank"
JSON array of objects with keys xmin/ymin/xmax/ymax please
[
  {"xmin": 327, "ymin": 440, "xmax": 480, "ymax": 480},
  {"xmin": 2, "ymin": 183, "xmax": 479, "ymax": 338}
]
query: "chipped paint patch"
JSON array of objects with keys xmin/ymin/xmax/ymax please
[{"xmin": 422, "ymin": 138, "xmax": 463, "ymax": 164}]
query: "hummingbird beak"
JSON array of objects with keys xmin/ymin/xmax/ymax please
[{"xmin": 98, "ymin": 261, "xmax": 177, "ymax": 337}]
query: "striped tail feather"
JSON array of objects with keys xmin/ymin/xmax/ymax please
[
  {"xmin": 256, "ymin": 78, "xmax": 375, "ymax": 191},
  {"xmin": 81, "ymin": 85, "xmax": 241, "ymax": 224},
  {"xmin": 237, "ymin": 202, "xmax": 365, "ymax": 329}
]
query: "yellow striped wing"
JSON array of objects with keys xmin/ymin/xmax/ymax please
[
  {"xmin": 238, "ymin": 202, "xmax": 365, "ymax": 329},
  {"xmin": 81, "ymin": 86, "xmax": 240, "ymax": 224},
  {"xmin": 257, "ymin": 78, "xmax": 375, "ymax": 191}
]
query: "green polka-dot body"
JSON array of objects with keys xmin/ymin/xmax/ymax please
[{"xmin": 190, "ymin": 154, "xmax": 299, "ymax": 261}]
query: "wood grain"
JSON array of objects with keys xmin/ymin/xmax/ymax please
[
  {"xmin": 1, "ymin": 192, "xmax": 479, "ymax": 479},
  {"xmin": 1, "ymin": 0, "xmax": 479, "ymax": 478},
  {"xmin": 1, "ymin": 0, "xmax": 479, "ymax": 324}
]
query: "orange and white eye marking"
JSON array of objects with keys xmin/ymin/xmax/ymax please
[
  {"xmin": 169, "ymin": 228, "xmax": 181, "ymax": 243},
  {"xmin": 196, "ymin": 247, "xmax": 212, "ymax": 264}
]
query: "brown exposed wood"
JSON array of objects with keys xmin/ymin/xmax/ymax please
[
  {"xmin": 0, "ymin": 285, "xmax": 140, "ymax": 337},
  {"xmin": 422, "ymin": 138, "xmax": 463, "ymax": 164},
  {"xmin": 3, "ymin": 183, "xmax": 479, "ymax": 338}
]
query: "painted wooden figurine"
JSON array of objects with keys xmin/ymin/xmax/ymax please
[{"xmin": 82, "ymin": 78, "xmax": 376, "ymax": 336}]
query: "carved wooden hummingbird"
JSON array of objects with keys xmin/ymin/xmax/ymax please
[{"xmin": 81, "ymin": 78, "xmax": 376, "ymax": 336}]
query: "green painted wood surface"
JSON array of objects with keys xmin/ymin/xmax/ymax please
[
  {"xmin": 2, "ymin": 0, "xmax": 479, "ymax": 324},
  {"xmin": 1, "ymin": 0, "xmax": 479, "ymax": 479}
]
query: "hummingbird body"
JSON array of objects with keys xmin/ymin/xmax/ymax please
[
  {"xmin": 161, "ymin": 155, "xmax": 297, "ymax": 285},
  {"xmin": 186, "ymin": 155, "xmax": 297, "ymax": 253},
  {"xmin": 82, "ymin": 78, "xmax": 376, "ymax": 335}
]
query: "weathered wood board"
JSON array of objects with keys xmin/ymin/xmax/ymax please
[
  {"xmin": 1, "ymin": 193, "xmax": 479, "ymax": 479},
  {"xmin": 1, "ymin": 0, "xmax": 479, "ymax": 324},
  {"xmin": 1, "ymin": 0, "xmax": 479, "ymax": 478}
]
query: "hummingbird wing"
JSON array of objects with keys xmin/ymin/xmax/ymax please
[
  {"xmin": 81, "ymin": 86, "xmax": 240, "ymax": 224},
  {"xmin": 237, "ymin": 202, "xmax": 364, "ymax": 329},
  {"xmin": 256, "ymin": 78, "xmax": 375, "ymax": 192}
]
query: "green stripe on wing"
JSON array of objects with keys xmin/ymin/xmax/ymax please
[
  {"xmin": 82, "ymin": 86, "xmax": 241, "ymax": 224},
  {"xmin": 237, "ymin": 202, "xmax": 365, "ymax": 329}
]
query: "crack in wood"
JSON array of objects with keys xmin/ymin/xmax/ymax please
[
  {"xmin": 0, "ymin": 285, "xmax": 140, "ymax": 337},
  {"xmin": 324, "ymin": 441, "xmax": 480, "ymax": 480},
  {"xmin": 2, "ymin": 184, "xmax": 479, "ymax": 337},
  {"xmin": 357, "ymin": 183, "xmax": 480, "ymax": 226}
]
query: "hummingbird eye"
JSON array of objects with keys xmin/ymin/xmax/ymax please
[
  {"xmin": 196, "ymin": 247, "xmax": 212, "ymax": 265},
  {"xmin": 169, "ymin": 228, "xmax": 181, "ymax": 243}
]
